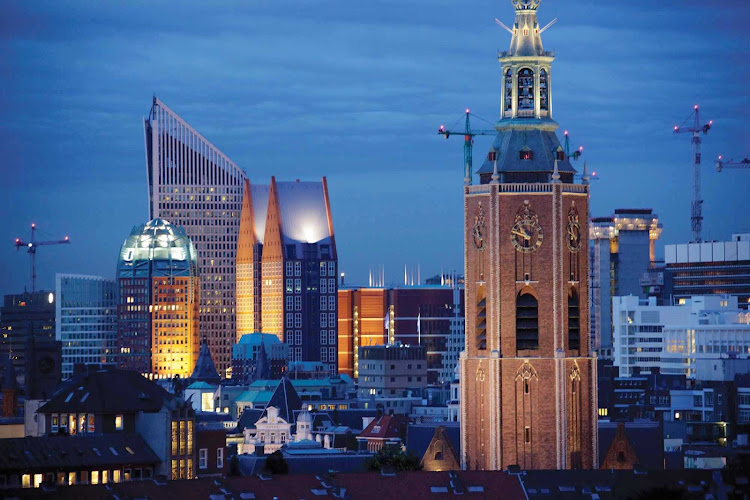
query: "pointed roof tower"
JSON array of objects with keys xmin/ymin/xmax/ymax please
[
  {"xmin": 253, "ymin": 338, "xmax": 270, "ymax": 382},
  {"xmin": 261, "ymin": 375, "xmax": 302, "ymax": 424},
  {"xmin": 507, "ymin": 0, "xmax": 545, "ymax": 57},
  {"xmin": 190, "ymin": 337, "xmax": 221, "ymax": 384},
  {"xmin": 2, "ymin": 355, "xmax": 18, "ymax": 392}
]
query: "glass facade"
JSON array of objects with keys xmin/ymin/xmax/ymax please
[
  {"xmin": 144, "ymin": 97, "xmax": 245, "ymax": 377},
  {"xmin": 116, "ymin": 218, "xmax": 199, "ymax": 378},
  {"xmin": 55, "ymin": 274, "xmax": 117, "ymax": 379}
]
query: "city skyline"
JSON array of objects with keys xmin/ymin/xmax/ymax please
[{"xmin": 2, "ymin": 0, "xmax": 750, "ymax": 299}]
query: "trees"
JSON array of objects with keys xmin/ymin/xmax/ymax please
[
  {"xmin": 365, "ymin": 446, "xmax": 422, "ymax": 472},
  {"xmin": 263, "ymin": 450, "xmax": 289, "ymax": 475}
]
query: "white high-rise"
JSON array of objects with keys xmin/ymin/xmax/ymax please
[
  {"xmin": 55, "ymin": 274, "xmax": 117, "ymax": 379},
  {"xmin": 144, "ymin": 97, "xmax": 246, "ymax": 376}
]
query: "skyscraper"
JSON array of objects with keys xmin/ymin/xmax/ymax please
[
  {"xmin": 460, "ymin": 0, "xmax": 596, "ymax": 470},
  {"xmin": 116, "ymin": 218, "xmax": 200, "ymax": 378},
  {"xmin": 144, "ymin": 97, "xmax": 245, "ymax": 376},
  {"xmin": 55, "ymin": 274, "xmax": 117, "ymax": 379},
  {"xmin": 589, "ymin": 209, "xmax": 662, "ymax": 355}
]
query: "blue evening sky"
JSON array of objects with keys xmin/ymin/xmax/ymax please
[{"xmin": 1, "ymin": 0, "xmax": 749, "ymax": 297}]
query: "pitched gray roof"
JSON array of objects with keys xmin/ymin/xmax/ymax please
[
  {"xmin": 0, "ymin": 434, "xmax": 159, "ymax": 472},
  {"xmin": 191, "ymin": 339, "xmax": 221, "ymax": 384},
  {"xmin": 477, "ymin": 127, "xmax": 576, "ymax": 175},
  {"xmin": 38, "ymin": 369, "xmax": 172, "ymax": 414},
  {"xmin": 261, "ymin": 376, "xmax": 302, "ymax": 424}
]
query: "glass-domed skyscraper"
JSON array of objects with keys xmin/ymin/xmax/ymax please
[{"xmin": 116, "ymin": 218, "xmax": 199, "ymax": 378}]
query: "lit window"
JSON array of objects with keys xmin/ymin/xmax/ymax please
[
  {"xmin": 520, "ymin": 149, "xmax": 533, "ymax": 160},
  {"xmin": 115, "ymin": 414, "xmax": 123, "ymax": 430}
]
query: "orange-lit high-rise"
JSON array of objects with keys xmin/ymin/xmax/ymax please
[{"xmin": 117, "ymin": 218, "xmax": 200, "ymax": 379}]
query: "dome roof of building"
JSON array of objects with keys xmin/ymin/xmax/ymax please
[
  {"xmin": 296, "ymin": 410, "xmax": 312, "ymax": 424},
  {"xmin": 117, "ymin": 218, "xmax": 198, "ymax": 277}
]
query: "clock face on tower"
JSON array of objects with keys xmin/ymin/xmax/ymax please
[{"xmin": 511, "ymin": 202, "xmax": 543, "ymax": 252}]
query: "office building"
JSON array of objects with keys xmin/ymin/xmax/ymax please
[
  {"xmin": 663, "ymin": 233, "xmax": 750, "ymax": 309},
  {"xmin": 589, "ymin": 209, "xmax": 662, "ymax": 354},
  {"xmin": 613, "ymin": 294, "xmax": 750, "ymax": 378},
  {"xmin": 337, "ymin": 285, "xmax": 464, "ymax": 384},
  {"xmin": 237, "ymin": 177, "xmax": 338, "ymax": 375},
  {"xmin": 55, "ymin": 274, "xmax": 117, "ymax": 379},
  {"xmin": 357, "ymin": 343, "xmax": 427, "ymax": 400},
  {"xmin": 116, "ymin": 218, "xmax": 200, "ymax": 378},
  {"xmin": 144, "ymin": 97, "xmax": 246, "ymax": 377},
  {"xmin": 0, "ymin": 291, "xmax": 59, "ymax": 392},
  {"xmin": 232, "ymin": 332, "xmax": 288, "ymax": 382},
  {"xmin": 460, "ymin": 0, "xmax": 596, "ymax": 470}
]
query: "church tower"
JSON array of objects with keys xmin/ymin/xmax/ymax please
[{"xmin": 460, "ymin": 0, "xmax": 597, "ymax": 470}]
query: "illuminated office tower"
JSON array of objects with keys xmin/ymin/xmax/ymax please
[
  {"xmin": 260, "ymin": 177, "xmax": 338, "ymax": 376},
  {"xmin": 116, "ymin": 219, "xmax": 200, "ymax": 378},
  {"xmin": 144, "ymin": 98, "xmax": 246, "ymax": 376},
  {"xmin": 236, "ymin": 179, "xmax": 269, "ymax": 339}
]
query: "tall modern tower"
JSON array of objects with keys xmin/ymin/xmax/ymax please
[
  {"xmin": 460, "ymin": 0, "xmax": 597, "ymax": 470},
  {"xmin": 144, "ymin": 98, "xmax": 246, "ymax": 376},
  {"xmin": 116, "ymin": 218, "xmax": 200, "ymax": 379}
]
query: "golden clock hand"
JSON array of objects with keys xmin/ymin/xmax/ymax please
[{"xmin": 511, "ymin": 229, "xmax": 531, "ymax": 241}]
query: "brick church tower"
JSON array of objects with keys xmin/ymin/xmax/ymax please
[{"xmin": 459, "ymin": 0, "xmax": 597, "ymax": 470}]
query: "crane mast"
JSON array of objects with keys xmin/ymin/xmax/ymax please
[
  {"xmin": 674, "ymin": 105, "xmax": 712, "ymax": 243},
  {"xmin": 438, "ymin": 109, "xmax": 496, "ymax": 182},
  {"xmin": 14, "ymin": 223, "xmax": 70, "ymax": 292}
]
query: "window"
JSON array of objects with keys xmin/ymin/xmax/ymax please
[
  {"xmin": 321, "ymin": 314, "xmax": 328, "ymax": 328},
  {"xmin": 539, "ymin": 69, "xmax": 549, "ymax": 111},
  {"xmin": 517, "ymin": 68, "xmax": 534, "ymax": 111},
  {"xmin": 115, "ymin": 414, "xmax": 123, "ymax": 430},
  {"xmin": 568, "ymin": 289, "xmax": 580, "ymax": 350},
  {"xmin": 329, "ymin": 347, "xmax": 336, "ymax": 363},
  {"xmin": 294, "ymin": 262, "xmax": 301, "ymax": 276},
  {"xmin": 504, "ymin": 69, "xmax": 513, "ymax": 111},
  {"xmin": 51, "ymin": 414, "xmax": 59, "ymax": 433},
  {"xmin": 476, "ymin": 284, "xmax": 487, "ymax": 350},
  {"xmin": 294, "ymin": 313, "xmax": 302, "ymax": 328},
  {"xmin": 199, "ymin": 449, "xmax": 208, "ymax": 469},
  {"xmin": 286, "ymin": 296, "xmax": 293, "ymax": 310},
  {"xmin": 217, "ymin": 448, "xmax": 224, "ymax": 469},
  {"xmin": 88, "ymin": 414, "xmax": 95, "ymax": 433},
  {"xmin": 286, "ymin": 313, "xmax": 294, "ymax": 328},
  {"xmin": 524, "ymin": 426, "xmax": 531, "ymax": 444},
  {"xmin": 320, "ymin": 330, "xmax": 327, "ymax": 345},
  {"xmin": 328, "ymin": 262, "xmax": 335, "ymax": 275},
  {"xmin": 328, "ymin": 279, "xmax": 335, "ymax": 292},
  {"xmin": 320, "ymin": 262, "xmax": 327, "ymax": 276},
  {"xmin": 285, "ymin": 279, "xmax": 293, "ymax": 293},
  {"xmin": 285, "ymin": 262, "xmax": 293, "ymax": 276},
  {"xmin": 91, "ymin": 471, "xmax": 99, "ymax": 485},
  {"xmin": 322, "ymin": 348, "xmax": 328, "ymax": 362},
  {"xmin": 295, "ymin": 331, "xmax": 302, "ymax": 345},
  {"xmin": 295, "ymin": 279, "xmax": 301, "ymax": 293},
  {"xmin": 329, "ymin": 330, "xmax": 336, "ymax": 345},
  {"xmin": 320, "ymin": 296, "xmax": 327, "ymax": 311},
  {"xmin": 328, "ymin": 295, "xmax": 336, "ymax": 310},
  {"xmin": 329, "ymin": 312, "xmax": 336, "ymax": 325},
  {"xmin": 519, "ymin": 148, "xmax": 533, "ymax": 160},
  {"xmin": 320, "ymin": 279, "xmax": 327, "ymax": 294},
  {"xmin": 517, "ymin": 292, "xmax": 539, "ymax": 350}
]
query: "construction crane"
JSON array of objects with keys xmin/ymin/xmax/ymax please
[
  {"xmin": 438, "ymin": 109, "xmax": 496, "ymax": 180},
  {"xmin": 674, "ymin": 105, "xmax": 713, "ymax": 243},
  {"xmin": 715, "ymin": 155, "xmax": 750, "ymax": 172},
  {"xmin": 14, "ymin": 223, "xmax": 70, "ymax": 292}
]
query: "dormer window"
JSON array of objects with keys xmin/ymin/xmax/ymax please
[
  {"xmin": 488, "ymin": 150, "xmax": 497, "ymax": 162},
  {"xmin": 520, "ymin": 148, "xmax": 533, "ymax": 160},
  {"xmin": 555, "ymin": 148, "xmax": 565, "ymax": 161},
  {"xmin": 523, "ymin": 28, "xmax": 529, "ymax": 36}
]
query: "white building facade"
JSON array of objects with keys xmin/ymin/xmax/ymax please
[
  {"xmin": 613, "ymin": 294, "xmax": 750, "ymax": 378},
  {"xmin": 55, "ymin": 274, "xmax": 117, "ymax": 379}
]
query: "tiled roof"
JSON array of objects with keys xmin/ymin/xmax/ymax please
[
  {"xmin": 598, "ymin": 421, "xmax": 663, "ymax": 470},
  {"xmin": 0, "ymin": 434, "xmax": 159, "ymax": 472},
  {"xmin": 38, "ymin": 369, "xmax": 171, "ymax": 414},
  {"xmin": 358, "ymin": 413, "xmax": 407, "ymax": 441},
  {"xmin": 477, "ymin": 127, "xmax": 576, "ymax": 175},
  {"xmin": 8, "ymin": 470, "xmax": 527, "ymax": 499}
]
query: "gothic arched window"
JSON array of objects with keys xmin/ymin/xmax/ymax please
[
  {"xmin": 504, "ymin": 69, "xmax": 513, "ymax": 111},
  {"xmin": 568, "ymin": 289, "xmax": 580, "ymax": 350},
  {"xmin": 517, "ymin": 68, "xmax": 534, "ymax": 113},
  {"xmin": 516, "ymin": 292, "xmax": 539, "ymax": 350},
  {"xmin": 540, "ymin": 69, "xmax": 549, "ymax": 111}
]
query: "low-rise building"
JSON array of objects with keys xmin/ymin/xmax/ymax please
[{"xmin": 232, "ymin": 333, "xmax": 288, "ymax": 383}]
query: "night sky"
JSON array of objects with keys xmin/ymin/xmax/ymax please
[{"xmin": 1, "ymin": 0, "xmax": 749, "ymax": 298}]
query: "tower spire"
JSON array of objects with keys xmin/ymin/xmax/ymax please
[{"xmin": 507, "ymin": 0, "xmax": 545, "ymax": 58}]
